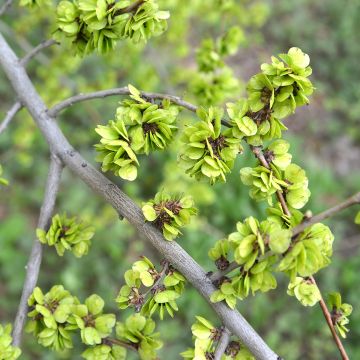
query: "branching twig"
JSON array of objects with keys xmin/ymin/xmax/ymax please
[
  {"xmin": 0, "ymin": 100, "xmax": 22, "ymax": 135},
  {"xmin": 20, "ymin": 39, "xmax": 58, "ymax": 66},
  {"xmin": 0, "ymin": 32, "xmax": 278, "ymax": 360},
  {"xmin": 210, "ymin": 261, "xmax": 239, "ymax": 282},
  {"xmin": 214, "ymin": 327, "xmax": 231, "ymax": 360},
  {"xmin": 0, "ymin": 0, "xmax": 13, "ymax": 16},
  {"xmin": 292, "ymin": 192, "xmax": 360, "ymax": 237},
  {"xmin": 12, "ymin": 155, "xmax": 63, "ymax": 346},
  {"xmin": 249, "ymin": 144, "xmax": 349, "ymax": 358},
  {"xmin": 310, "ymin": 276, "xmax": 349, "ymax": 360}
]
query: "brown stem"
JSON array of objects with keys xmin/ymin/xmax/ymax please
[
  {"xmin": 142, "ymin": 260, "xmax": 169, "ymax": 299},
  {"xmin": 310, "ymin": 276, "xmax": 349, "ymax": 360},
  {"xmin": 114, "ymin": 0, "xmax": 145, "ymax": 16},
  {"xmin": 106, "ymin": 337, "xmax": 138, "ymax": 352},
  {"xmin": 250, "ymin": 145, "xmax": 291, "ymax": 216}
]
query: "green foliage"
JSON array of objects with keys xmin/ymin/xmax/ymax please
[
  {"xmin": 27, "ymin": 285, "xmax": 77, "ymax": 351},
  {"xmin": 116, "ymin": 257, "xmax": 186, "ymax": 319},
  {"xmin": 36, "ymin": 213, "xmax": 95, "ymax": 257},
  {"xmin": 54, "ymin": 0, "xmax": 170, "ymax": 55},
  {"xmin": 116, "ymin": 314, "xmax": 162, "ymax": 359},
  {"xmin": 278, "ymin": 223, "xmax": 334, "ymax": 280},
  {"xmin": 240, "ymin": 160, "xmax": 310, "ymax": 209},
  {"xmin": 69, "ymin": 294, "xmax": 116, "ymax": 345},
  {"xmin": 19, "ymin": 0, "xmax": 50, "ymax": 7},
  {"xmin": 0, "ymin": 164, "xmax": 8, "ymax": 186},
  {"xmin": 181, "ymin": 316, "xmax": 254, "ymax": 360},
  {"xmin": 328, "ymin": 292, "xmax": 353, "ymax": 338},
  {"xmin": 95, "ymin": 85, "xmax": 179, "ymax": 181},
  {"xmin": 179, "ymin": 107, "xmax": 242, "ymax": 184},
  {"xmin": 287, "ymin": 277, "xmax": 321, "ymax": 306},
  {"xmin": 142, "ymin": 191, "xmax": 197, "ymax": 240},
  {"xmin": 0, "ymin": 324, "xmax": 21, "ymax": 360}
]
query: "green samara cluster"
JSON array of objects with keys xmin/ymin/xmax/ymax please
[
  {"xmin": 142, "ymin": 191, "xmax": 197, "ymax": 240},
  {"xmin": 95, "ymin": 85, "xmax": 179, "ymax": 181},
  {"xmin": 179, "ymin": 107, "xmax": 242, "ymax": 184},
  {"xmin": 27, "ymin": 286, "xmax": 163, "ymax": 359},
  {"xmin": 208, "ymin": 216, "xmax": 335, "ymax": 309},
  {"xmin": 37, "ymin": 213, "xmax": 95, "ymax": 258},
  {"xmin": 180, "ymin": 316, "xmax": 254, "ymax": 360},
  {"xmin": 116, "ymin": 256, "xmax": 186, "ymax": 319},
  {"xmin": 0, "ymin": 324, "xmax": 21, "ymax": 360},
  {"xmin": 54, "ymin": 0, "xmax": 170, "ymax": 55}
]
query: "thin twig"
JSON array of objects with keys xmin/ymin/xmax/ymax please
[
  {"xmin": 0, "ymin": 32, "xmax": 278, "ymax": 360},
  {"xmin": 0, "ymin": 0, "xmax": 13, "ymax": 16},
  {"xmin": 210, "ymin": 261, "xmax": 239, "ymax": 282},
  {"xmin": 310, "ymin": 276, "xmax": 349, "ymax": 360},
  {"xmin": 0, "ymin": 101, "xmax": 22, "ymax": 135},
  {"xmin": 142, "ymin": 260, "xmax": 169, "ymax": 299},
  {"xmin": 114, "ymin": 0, "xmax": 145, "ymax": 16},
  {"xmin": 48, "ymin": 87, "xmax": 198, "ymax": 117},
  {"xmin": 12, "ymin": 155, "xmax": 63, "ymax": 346},
  {"xmin": 20, "ymin": 39, "xmax": 58, "ymax": 66},
  {"xmin": 106, "ymin": 337, "xmax": 138, "ymax": 352},
  {"xmin": 292, "ymin": 192, "xmax": 360, "ymax": 237},
  {"xmin": 214, "ymin": 327, "xmax": 231, "ymax": 360}
]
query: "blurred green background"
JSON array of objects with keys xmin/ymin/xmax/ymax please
[{"xmin": 0, "ymin": 0, "xmax": 360, "ymax": 359}]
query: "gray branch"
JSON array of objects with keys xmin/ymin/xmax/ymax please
[
  {"xmin": 0, "ymin": 32, "xmax": 278, "ymax": 360},
  {"xmin": 48, "ymin": 86, "xmax": 198, "ymax": 117},
  {"xmin": 12, "ymin": 155, "xmax": 63, "ymax": 346},
  {"xmin": 0, "ymin": 101, "xmax": 22, "ymax": 135},
  {"xmin": 20, "ymin": 39, "xmax": 58, "ymax": 66},
  {"xmin": 0, "ymin": 0, "xmax": 13, "ymax": 16},
  {"xmin": 214, "ymin": 327, "xmax": 231, "ymax": 360}
]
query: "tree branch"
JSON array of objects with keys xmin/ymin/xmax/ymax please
[
  {"xmin": 214, "ymin": 327, "xmax": 231, "ymax": 360},
  {"xmin": 48, "ymin": 87, "xmax": 198, "ymax": 117},
  {"xmin": 20, "ymin": 39, "xmax": 58, "ymax": 66},
  {"xmin": 0, "ymin": 100, "xmax": 22, "ymax": 135},
  {"xmin": 292, "ymin": 192, "xmax": 360, "ymax": 237},
  {"xmin": 309, "ymin": 276, "xmax": 349, "ymax": 360},
  {"xmin": 12, "ymin": 155, "xmax": 63, "ymax": 346},
  {"xmin": 0, "ymin": 0, "xmax": 13, "ymax": 16},
  {"xmin": 0, "ymin": 32, "xmax": 278, "ymax": 360}
]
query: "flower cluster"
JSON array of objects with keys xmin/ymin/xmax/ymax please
[
  {"xmin": 95, "ymin": 85, "xmax": 179, "ymax": 181},
  {"xmin": 179, "ymin": 107, "xmax": 242, "ymax": 184},
  {"xmin": 227, "ymin": 47, "xmax": 313, "ymax": 145},
  {"xmin": 278, "ymin": 223, "xmax": 334, "ymax": 279},
  {"xmin": 240, "ymin": 161, "xmax": 310, "ymax": 209},
  {"xmin": 327, "ymin": 292, "xmax": 352, "ymax": 338},
  {"xmin": 37, "ymin": 213, "xmax": 95, "ymax": 258},
  {"xmin": 180, "ymin": 316, "xmax": 254, "ymax": 360},
  {"xmin": 68, "ymin": 294, "xmax": 116, "ymax": 345},
  {"xmin": 27, "ymin": 285, "xmax": 164, "ymax": 359},
  {"xmin": 142, "ymin": 192, "xmax": 197, "ymax": 241},
  {"xmin": 55, "ymin": 0, "xmax": 170, "ymax": 55},
  {"xmin": 116, "ymin": 257, "xmax": 186, "ymax": 319},
  {"xmin": 27, "ymin": 285, "xmax": 78, "ymax": 351},
  {"xmin": 209, "ymin": 217, "xmax": 293, "ymax": 308},
  {"xmin": 287, "ymin": 277, "xmax": 321, "ymax": 306},
  {"xmin": 115, "ymin": 314, "xmax": 162, "ymax": 360},
  {"xmin": 0, "ymin": 324, "xmax": 21, "ymax": 360},
  {"xmin": 0, "ymin": 164, "xmax": 8, "ymax": 186}
]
